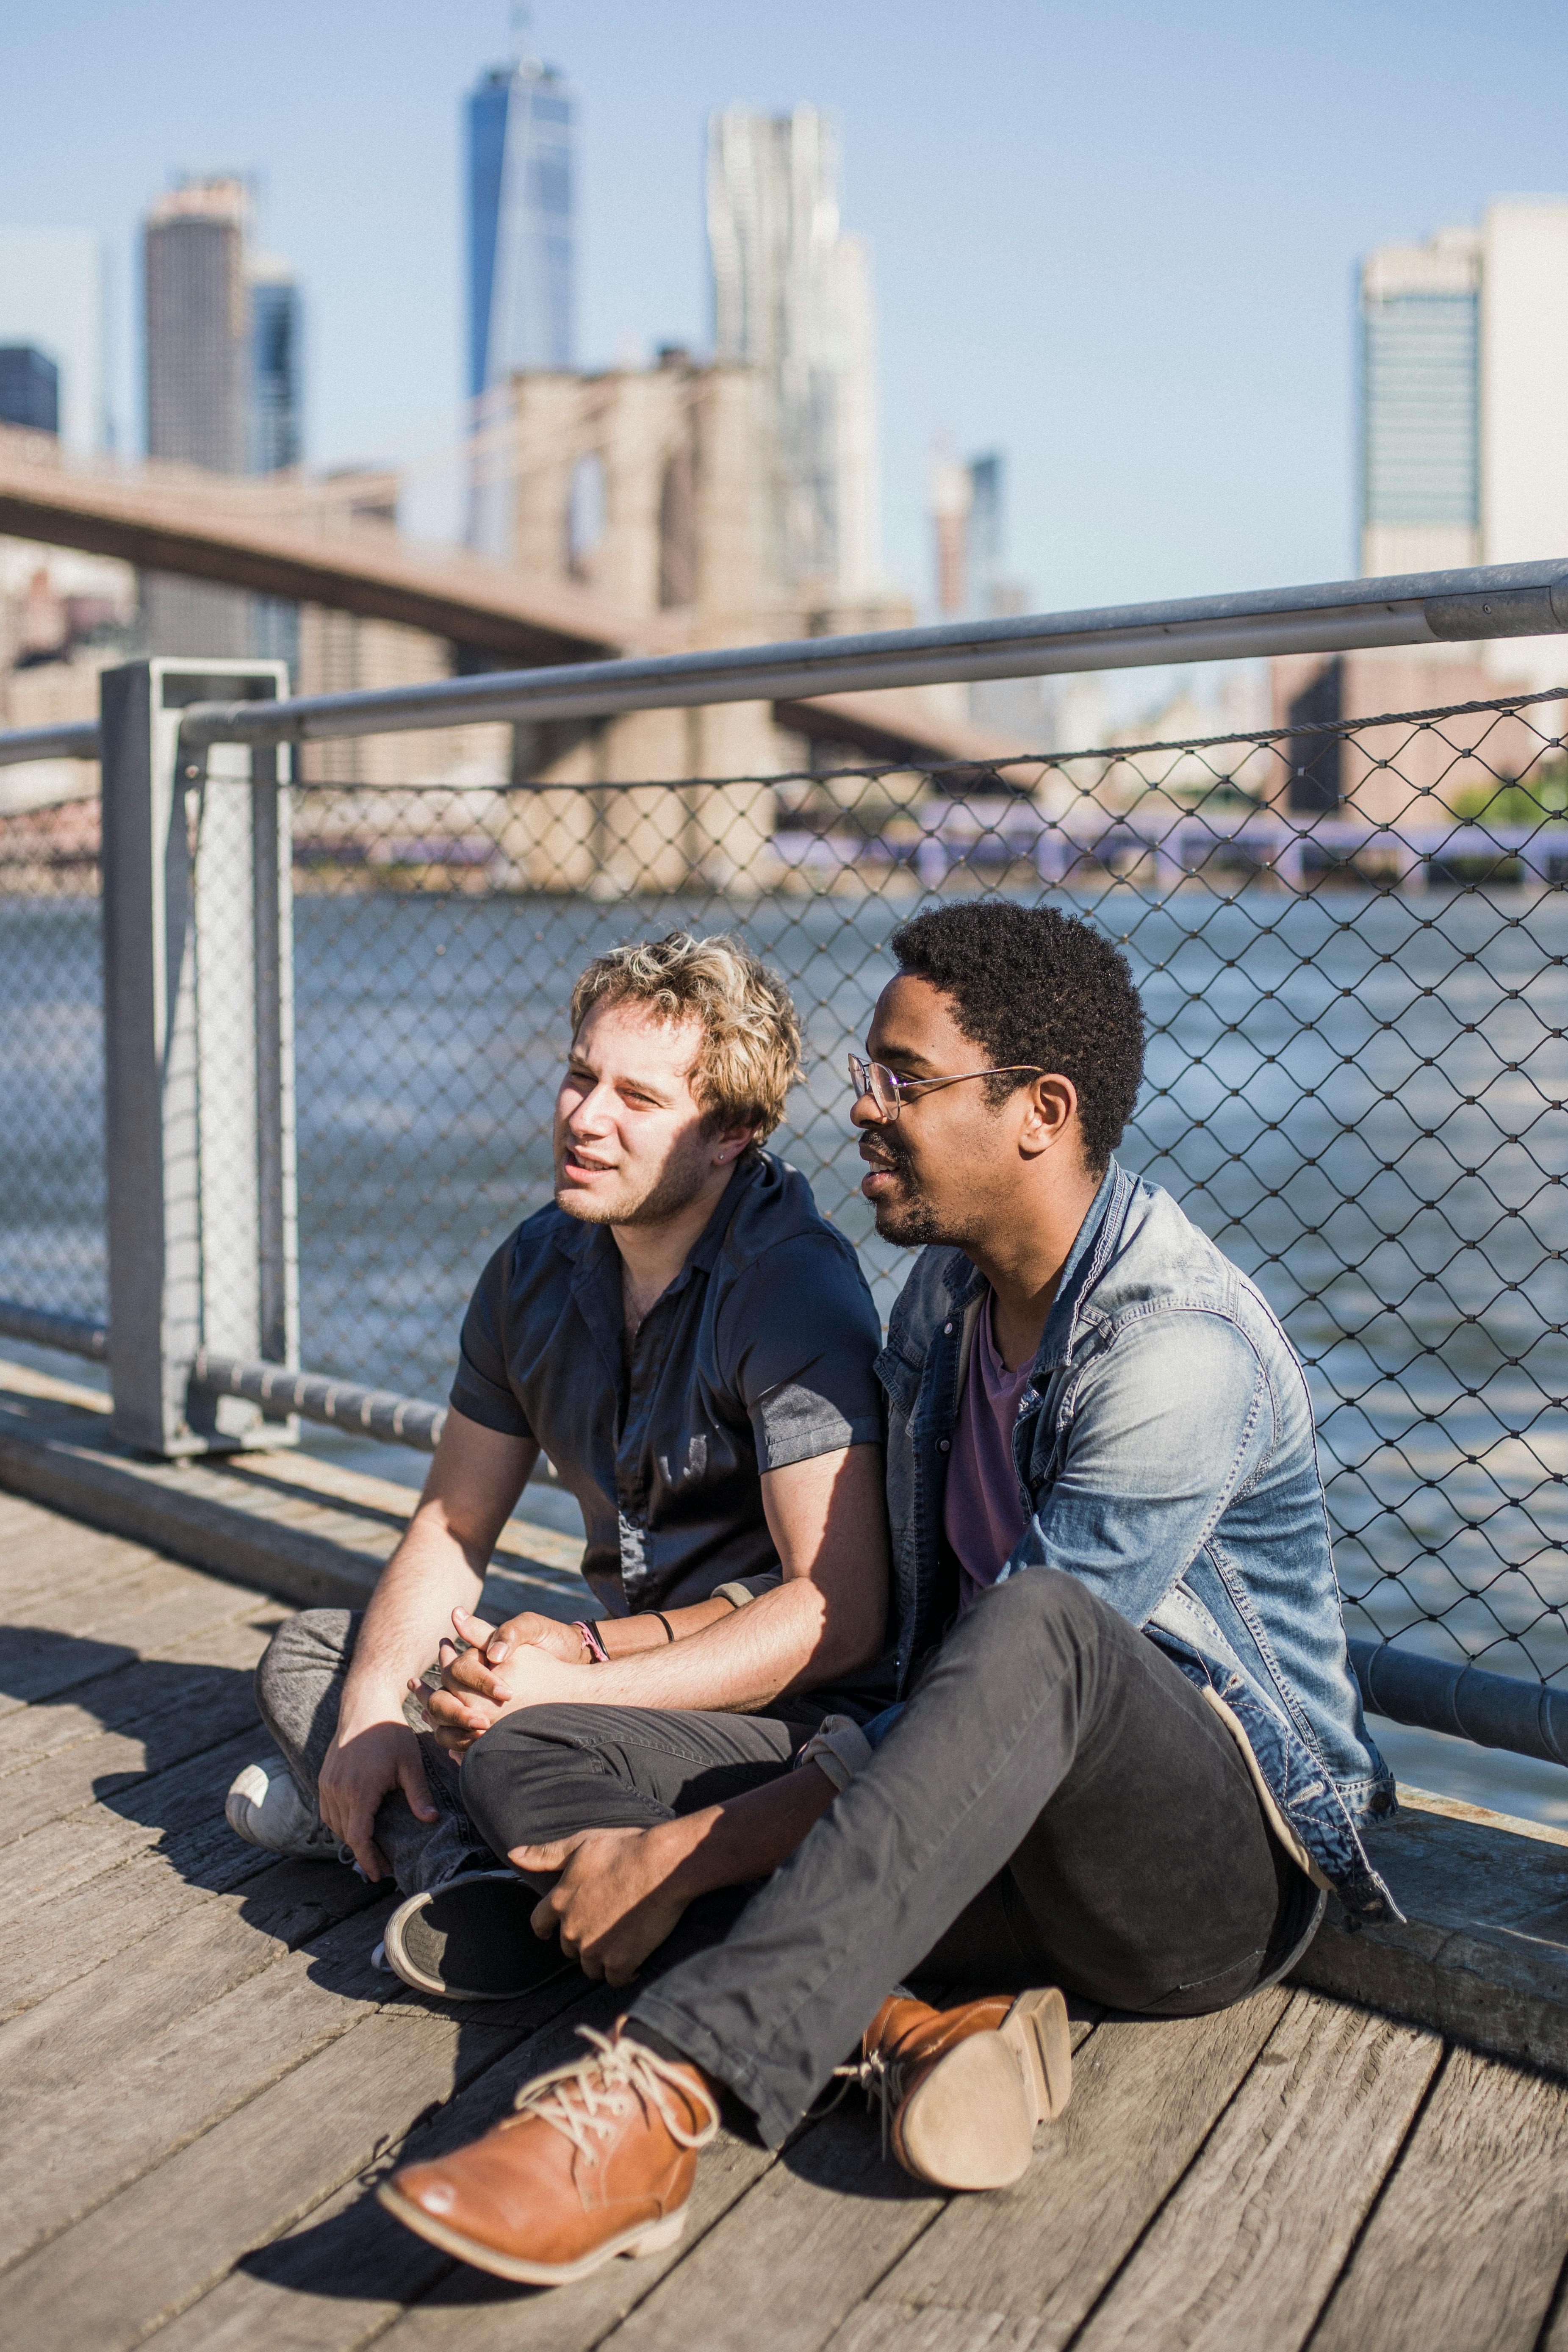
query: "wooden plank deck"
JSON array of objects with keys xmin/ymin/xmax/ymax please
[{"xmin": 6, "ymin": 1489, "xmax": 1568, "ymax": 2352}]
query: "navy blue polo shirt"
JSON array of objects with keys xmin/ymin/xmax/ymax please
[{"xmin": 450, "ymin": 1152, "xmax": 884, "ymax": 1623}]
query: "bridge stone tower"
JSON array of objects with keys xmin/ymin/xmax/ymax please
[{"xmin": 488, "ymin": 352, "xmax": 786, "ymax": 891}]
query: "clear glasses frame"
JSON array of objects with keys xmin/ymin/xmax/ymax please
[{"xmin": 847, "ymin": 1053, "xmax": 1047, "ymax": 1121}]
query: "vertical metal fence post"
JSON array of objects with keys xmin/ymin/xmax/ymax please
[
  {"xmin": 252, "ymin": 740, "xmax": 299, "ymax": 1379},
  {"xmin": 100, "ymin": 657, "xmax": 296, "ymax": 1455}
]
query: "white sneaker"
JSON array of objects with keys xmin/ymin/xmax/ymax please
[
  {"xmin": 383, "ymin": 1872, "xmax": 572, "ymax": 2001},
  {"xmin": 225, "ymin": 1761, "xmax": 341, "ymax": 1860}
]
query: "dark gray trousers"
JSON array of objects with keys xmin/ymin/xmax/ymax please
[
  {"xmin": 253, "ymin": 1607, "xmax": 817, "ymax": 1896},
  {"xmin": 607, "ymin": 1571, "xmax": 1322, "ymax": 2149}
]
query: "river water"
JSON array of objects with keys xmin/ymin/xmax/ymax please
[{"xmin": 5, "ymin": 876, "xmax": 1567, "ymax": 1820}]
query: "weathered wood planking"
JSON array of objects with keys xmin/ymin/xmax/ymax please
[
  {"xmin": 131, "ymin": 1980, "xmax": 632, "ymax": 2352},
  {"xmin": 0, "ymin": 1657, "xmax": 269, "ymax": 1850},
  {"xmin": 0, "ymin": 1557, "xmax": 274, "ymax": 1710},
  {"xmin": 1071, "ymin": 1993, "xmax": 1443, "ymax": 2352},
  {"xmin": 0, "ymin": 1817, "xmax": 378, "ymax": 2023},
  {"xmin": 0, "ymin": 1898, "xmax": 402, "ymax": 2269},
  {"xmin": 828, "ymin": 2308, "xmax": 1048, "ymax": 2352},
  {"xmin": 0, "ymin": 1512, "xmax": 169, "ymax": 1607},
  {"xmin": 1311, "ymin": 2042, "xmax": 1568, "ymax": 2352},
  {"xmin": 586, "ymin": 2103, "xmax": 945, "ymax": 2352},
  {"xmin": 0, "ymin": 1606, "xmax": 278, "ymax": 1779},
  {"xmin": 0, "ymin": 1969, "xmax": 599, "ymax": 2352},
  {"xmin": 870, "ymin": 1991, "xmax": 1291, "ymax": 2345},
  {"xmin": 0, "ymin": 1719, "xmax": 281, "ymax": 1919},
  {"xmin": 9, "ymin": 1482, "xmax": 1568, "ymax": 2352}
]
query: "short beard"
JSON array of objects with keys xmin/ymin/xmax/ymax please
[
  {"xmin": 874, "ymin": 1194, "xmax": 945, "ymax": 1247},
  {"xmin": 867, "ymin": 1132, "xmax": 949, "ymax": 1249},
  {"xmin": 554, "ymin": 1138, "xmax": 713, "ymax": 1230}
]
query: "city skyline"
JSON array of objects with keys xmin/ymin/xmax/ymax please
[{"xmin": 1, "ymin": 0, "xmax": 1567, "ymax": 638}]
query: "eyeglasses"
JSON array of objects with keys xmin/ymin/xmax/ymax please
[{"xmin": 848, "ymin": 1053, "xmax": 1046, "ymax": 1121}]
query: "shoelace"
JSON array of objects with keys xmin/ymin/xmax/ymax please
[
  {"xmin": 507, "ymin": 2027, "xmax": 720, "ymax": 2169},
  {"xmin": 829, "ymin": 2046, "xmax": 905, "ymax": 2157}
]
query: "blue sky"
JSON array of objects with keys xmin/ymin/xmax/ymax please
[{"xmin": 1, "ymin": 0, "xmax": 1565, "ymax": 629}]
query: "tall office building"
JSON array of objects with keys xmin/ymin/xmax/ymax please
[
  {"xmin": 465, "ymin": 53, "xmax": 575, "ymax": 555},
  {"xmin": 930, "ymin": 453, "xmax": 970, "ymax": 617},
  {"xmin": 707, "ymin": 103, "xmax": 879, "ymax": 598},
  {"xmin": 966, "ymin": 452, "xmax": 1006, "ymax": 619},
  {"xmin": 928, "ymin": 446, "xmax": 1050, "ymax": 744},
  {"xmin": 142, "ymin": 177, "xmax": 305, "ymax": 662},
  {"xmin": 1360, "ymin": 199, "xmax": 1568, "ymax": 689},
  {"xmin": 1360, "ymin": 227, "xmax": 1481, "ymax": 581},
  {"xmin": 248, "ymin": 259, "xmax": 303, "ymax": 670},
  {"xmin": 929, "ymin": 448, "xmax": 1019, "ymax": 619},
  {"xmin": 142, "ymin": 178, "xmax": 250, "ymax": 658},
  {"xmin": 467, "ymin": 55, "xmax": 575, "ymax": 399},
  {"xmin": 249, "ymin": 260, "xmax": 302, "ymax": 474},
  {"xmin": 145, "ymin": 177, "xmax": 250, "ymax": 475},
  {"xmin": 0, "ymin": 346, "xmax": 60, "ymax": 435}
]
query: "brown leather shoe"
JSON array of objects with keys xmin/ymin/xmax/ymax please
[
  {"xmin": 378, "ymin": 2023, "xmax": 720, "ymax": 2284},
  {"xmin": 857, "ymin": 1986, "xmax": 1072, "ymax": 2191}
]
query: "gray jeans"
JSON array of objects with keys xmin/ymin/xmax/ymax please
[
  {"xmin": 626, "ymin": 1571, "xmax": 1322, "ymax": 2149},
  {"xmin": 253, "ymin": 1608, "xmax": 816, "ymax": 1897},
  {"xmin": 254, "ymin": 1610, "xmax": 497, "ymax": 1893}
]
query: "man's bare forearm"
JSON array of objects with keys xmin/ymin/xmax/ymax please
[
  {"xmin": 343, "ymin": 1513, "xmax": 487, "ymax": 1721},
  {"xmin": 341, "ymin": 1410, "xmax": 535, "ymax": 1726},
  {"xmin": 596, "ymin": 1593, "xmax": 737, "ymax": 1657},
  {"xmin": 553, "ymin": 1446, "xmax": 889, "ymax": 1712},
  {"xmin": 562, "ymin": 1577, "xmax": 861, "ymax": 1716},
  {"xmin": 665, "ymin": 1761, "xmax": 838, "ymax": 1898}
]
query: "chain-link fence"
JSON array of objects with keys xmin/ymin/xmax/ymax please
[
  {"xmin": 3, "ymin": 690, "xmax": 1567, "ymax": 1701},
  {"xmin": 284, "ymin": 690, "xmax": 1568, "ymax": 1690},
  {"xmin": 0, "ymin": 788, "xmax": 104, "ymax": 1324}
]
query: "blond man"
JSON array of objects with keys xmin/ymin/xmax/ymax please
[{"xmin": 228, "ymin": 932, "xmax": 890, "ymax": 1997}]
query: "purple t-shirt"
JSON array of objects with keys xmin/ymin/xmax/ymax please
[{"xmin": 944, "ymin": 1291, "xmax": 1033, "ymax": 1612}]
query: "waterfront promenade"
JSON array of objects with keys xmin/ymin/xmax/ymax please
[{"xmin": 8, "ymin": 1355, "xmax": 1568, "ymax": 2349}]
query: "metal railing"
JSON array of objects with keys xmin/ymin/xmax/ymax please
[{"xmin": 3, "ymin": 555, "xmax": 1568, "ymax": 1781}]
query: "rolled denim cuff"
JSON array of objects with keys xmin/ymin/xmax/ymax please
[{"xmin": 795, "ymin": 1713, "xmax": 873, "ymax": 1793}]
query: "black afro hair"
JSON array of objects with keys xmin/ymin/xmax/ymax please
[{"xmin": 888, "ymin": 902, "xmax": 1145, "ymax": 1172}]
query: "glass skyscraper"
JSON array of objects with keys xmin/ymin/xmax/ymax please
[
  {"xmin": 0, "ymin": 345, "xmax": 60, "ymax": 434},
  {"xmin": 1359, "ymin": 228, "xmax": 1481, "ymax": 579},
  {"xmin": 250, "ymin": 262, "xmax": 302, "ymax": 475},
  {"xmin": 466, "ymin": 58, "xmax": 575, "ymax": 404}
]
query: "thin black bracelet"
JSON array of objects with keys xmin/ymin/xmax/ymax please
[{"xmin": 651, "ymin": 1611, "xmax": 676, "ymax": 1643}]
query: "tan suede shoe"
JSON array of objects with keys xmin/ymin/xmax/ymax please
[
  {"xmin": 378, "ymin": 2024, "xmax": 720, "ymax": 2284},
  {"xmin": 857, "ymin": 1986, "xmax": 1072, "ymax": 2191}
]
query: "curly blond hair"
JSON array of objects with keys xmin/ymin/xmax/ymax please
[{"xmin": 569, "ymin": 931, "xmax": 803, "ymax": 1142}]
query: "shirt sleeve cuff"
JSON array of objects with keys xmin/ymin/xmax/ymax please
[
  {"xmin": 757, "ymin": 1410, "xmax": 883, "ymax": 1472},
  {"xmin": 447, "ymin": 1370, "xmax": 531, "ymax": 1439}
]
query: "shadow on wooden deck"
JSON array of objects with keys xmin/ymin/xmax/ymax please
[{"xmin": 8, "ymin": 1459, "xmax": 1568, "ymax": 2348}]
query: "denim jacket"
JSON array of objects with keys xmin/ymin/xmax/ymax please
[{"xmin": 875, "ymin": 1159, "xmax": 1399, "ymax": 1923}]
